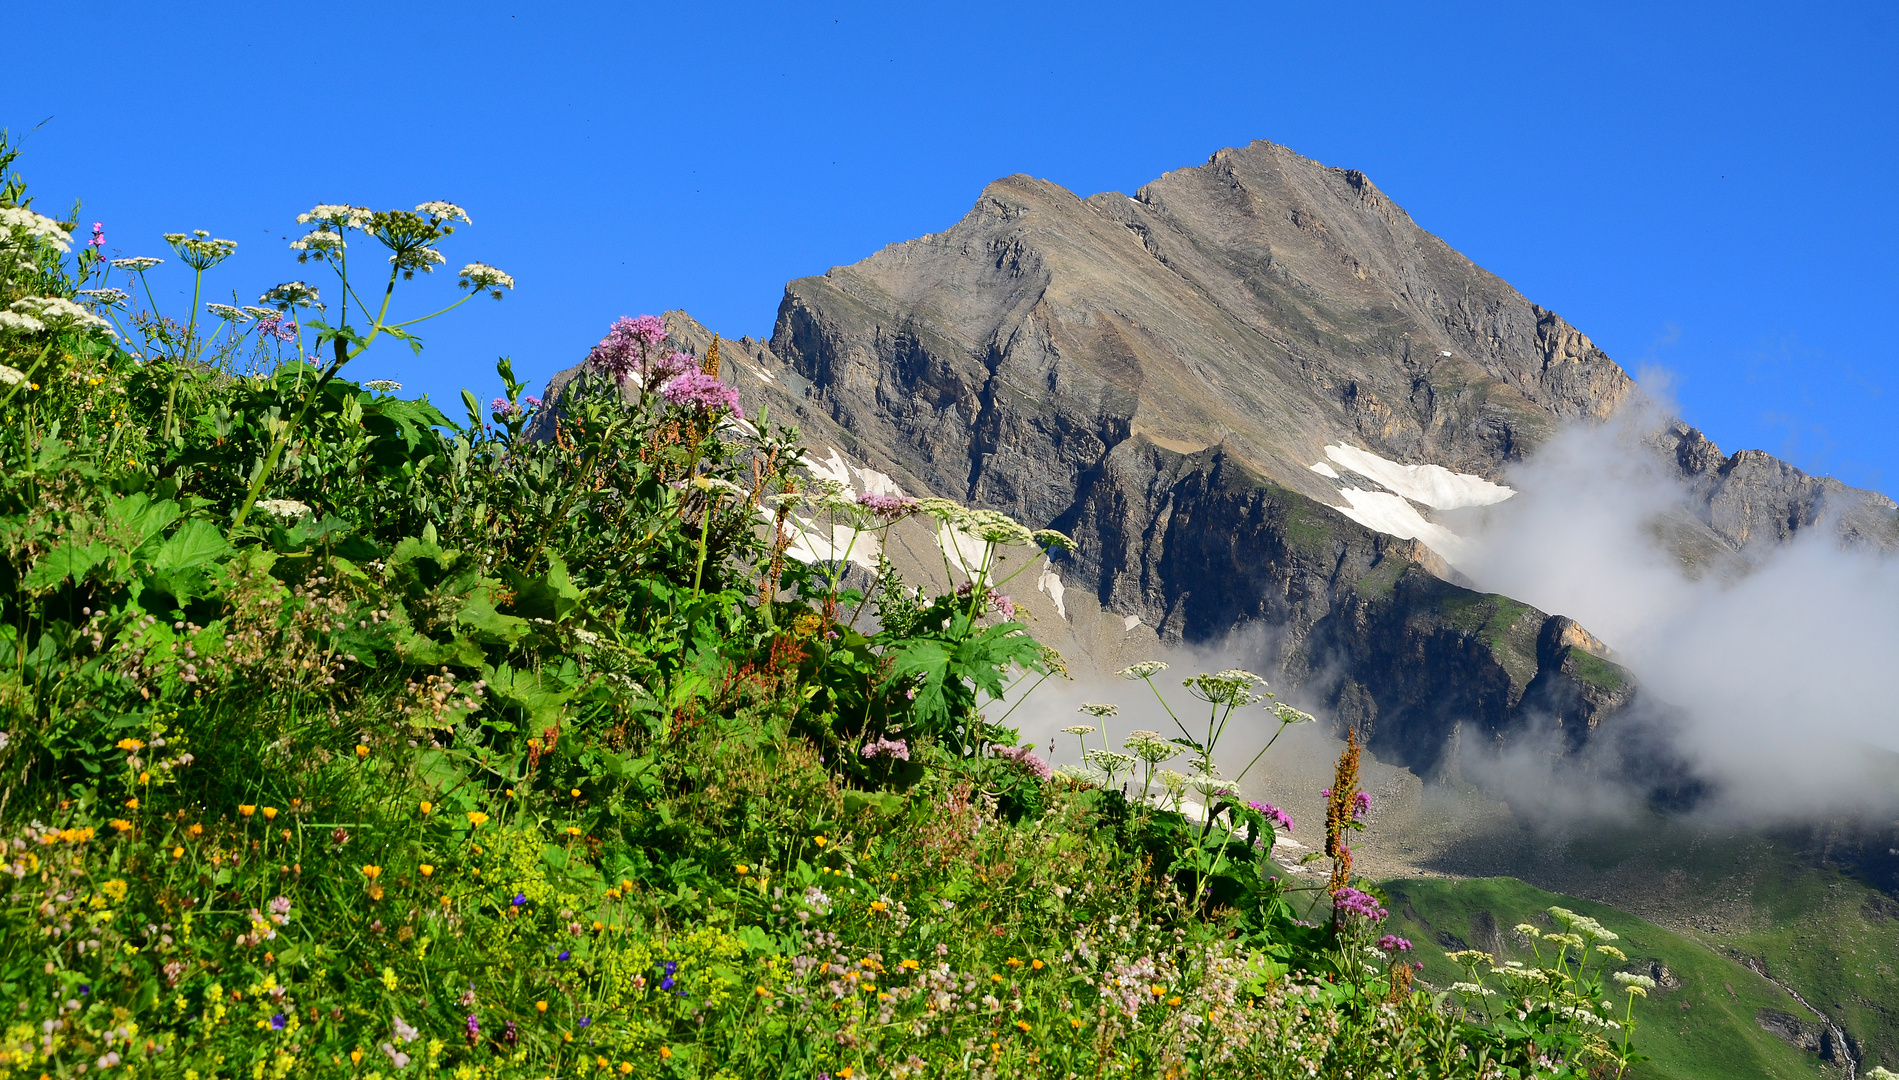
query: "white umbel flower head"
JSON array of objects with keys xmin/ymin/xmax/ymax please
[
  {"xmin": 1117, "ymin": 661, "xmax": 1169, "ymax": 681},
  {"xmin": 3, "ymin": 297, "xmax": 115, "ymax": 337},
  {"xmin": 0, "ymin": 364, "xmax": 27, "ymax": 386},
  {"xmin": 414, "ymin": 201, "xmax": 471, "ymax": 225},
  {"xmin": 297, "ymin": 205, "xmax": 374, "ymax": 230},
  {"xmin": 255, "ymin": 498, "xmax": 312, "ymax": 520},
  {"xmin": 1078, "ymin": 702, "xmax": 1119, "ymax": 718},
  {"xmin": 362, "ymin": 380, "xmax": 402, "ymax": 392},
  {"xmin": 77, "ymin": 288, "xmax": 129, "ymax": 308},
  {"xmin": 109, "ymin": 256, "xmax": 163, "ymax": 272},
  {"xmin": 241, "ymin": 305, "xmax": 278, "ymax": 319},
  {"xmin": 205, "ymin": 303, "xmax": 251, "ymax": 322},
  {"xmin": 456, "ymin": 262, "xmax": 513, "ymax": 298},
  {"xmin": 164, "ymin": 230, "xmax": 237, "ymax": 271},
  {"xmin": 0, "ymin": 206, "xmax": 73, "ymax": 253},
  {"xmin": 259, "ymin": 281, "xmax": 324, "ymax": 311},
  {"xmin": 289, "ymin": 229, "xmax": 346, "ymax": 262}
]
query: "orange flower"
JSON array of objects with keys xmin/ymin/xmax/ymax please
[
  {"xmin": 466, "ymin": 811, "xmax": 489, "ymax": 827},
  {"xmin": 570, "ymin": 788, "xmax": 581, "ymax": 798},
  {"xmin": 1015, "ymin": 1019, "xmax": 1032, "ymax": 1032},
  {"xmin": 350, "ymin": 1050, "xmax": 363, "ymax": 1064},
  {"xmin": 239, "ymin": 804, "xmax": 256, "ymax": 817},
  {"xmin": 735, "ymin": 864, "xmax": 749, "ymax": 876},
  {"xmin": 869, "ymin": 901, "xmax": 887, "ymax": 913},
  {"xmin": 362, "ymin": 864, "xmax": 382, "ymax": 879},
  {"xmin": 1005, "ymin": 957, "xmax": 1023, "ymax": 967},
  {"xmin": 418, "ymin": 865, "xmax": 434, "ymax": 877},
  {"xmin": 535, "ymin": 1000, "xmax": 548, "ymax": 1012},
  {"xmin": 1149, "ymin": 985, "xmax": 1165, "ymax": 997},
  {"xmin": 355, "ymin": 744, "xmax": 370, "ymax": 758},
  {"xmin": 189, "ymin": 823, "xmax": 203, "ymax": 836},
  {"xmin": 418, "ymin": 801, "xmax": 432, "ymax": 815},
  {"xmin": 171, "ymin": 846, "xmax": 184, "ymax": 859},
  {"xmin": 1031, "ymin": 959, "xmax": 1044, "ymax": 970},
  {"xmin": 261, "ymin": 807, "xmax": 278, "ymax": 820},
  {"xmin": 124, "ymin": 798, "xmax": 138, "ymax": 810},
  {"xmin": 108, "ymin": 819, "xmax": 132, "ymax": 832},
  {"xmin": 813, "ymin": 835, "xmax": 827, "ymax": 848},
  {"xmin": 367, "ymin": 884, "xmax": 384, "ymax": 901}
]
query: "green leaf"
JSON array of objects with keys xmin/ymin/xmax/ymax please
[
  {"xmin": 152, "ymin": 519, "xmax": 231, "ymax": 573},
  {"xmin": 22, "ymin": 541, "xmax": 112, "ymax": 591}
]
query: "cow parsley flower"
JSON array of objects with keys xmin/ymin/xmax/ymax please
[
  {"xmin": 1124, "ymin": 731, "xmax": 1181, "ymax": 764},
  {"xmin": 259, "ymin": 281, "xmax": 324, "ymax": 311},
  {"xmin": 4, "ymin": 297, "xmax": 114, "ymax": 336},
  {"xmin": 164, "ymin": 230, "xmax": 237, "ymax": 271},
  {"xmin": 362, "ymin": 380, "xmax": 402, "ymax": 392},
  {"xmin": 1448, "ymin": 982, "xmax": 1495, "ymax": 996},
  {"xmin": 0, "ymin": 206, "xmax": 73, "ymax": 252},
  {"xmin": 111, "ymin": 255, "xmax": 163, "ymax": 272},
  {"xmin": 1077, "ymin": 703, "xmax": 1118, "ymax": 718},
  {"xmin": 1061, "ymin": 724, "xmax": 1098, "ymax": 736},
  {"xmin": 1185, "ymin": 669, "xmax": 1267, "ymax": 707},
  {"xmin": 255, "ymin": 498, "xmax": 311, "ymax": 520},
  {"xmin": 289, "ymin": 229, "xmax": 346, "ymax": 262},
  {"xmin": 297, "ymin": 204, "xmax": 374, "ymax": 230},
  {"xmin": 1031, "ymin": 528, "xmax": 1077, "ymax": 552},
  {"xmin": 205, "ymin": 303, "xmax": 251, "ymax": 322},
  {"xmin": 77, "ymin": 288, "xmax": 129, "ymax": 308},
  {"xmin": 1117, "ymin": 661, "xmax": 1168, "ymax": 681},
  {"xmin": 0, "ymin": 364, "xmax": 27, "ymax": 386},
  {"xmin": 457, "ymin": 261, "xmax": 514, "ymax": 298},
  {"xmin": 414, "ymin": 201, "xmax": 471, "ymax": 225}
]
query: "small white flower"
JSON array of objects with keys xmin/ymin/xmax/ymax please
[
  {"xmin": 255, "ymin": 498, "xmax": 312, "ymax": 520},
  {"xmin": 0, "ymin": 312, "xmax": 45, "ymax": 335},
  {"xmin": 1117, "ymin": 661, "xmax": 1169, "ymax": 681},
  {"xmin": 1060, "ymin": 724, "xmax": 1098, "ymax": 736},
  {"xmin": 109, "ymin": 256, "xmax": 163, "ymax": 272},
  {"xmin": 456, "ymin": 261, "xmax": 514, "ymax": 296},
  {"xmin": 1078, "ymin": 702, "xmax": 1119, "ymax": 718},
  {"xmin": 0, "ymin": 206, "xmax": 73, "ymax": 252},
  {"xmin": 205, "ymin": 303, "xmax": 250, "ymax": 322},
  {"xmin": 362, "ymin": 379, "xmax": 402, "ymax": 392},
  {"xmin": 77, "ymin": 288, "xmax": 129, "ymax": 308},
  {"xmin": 241, "ymin": 305, "xmax": 278, "ymax": 319},
  {"xmin": 414, "ymin": 201, "xmax": 471, "ymax": 224},
  {"xmin": 289, "ymin": 229, "xmax": 345, "ymax": 254},
  {"xmin": 164, "ymin": 231, "xmax": 237, "ymax": 271},
  {"xmin": 4, "ymin": 297, "xmax": 114, "ymax": 336},
  {"xmin": 1449, "ymin": 982, "xmax": 1495, "ymax": 996},
  {"xmin": 296, "ymin": 204, "xmax": 374, "ymax": 230},
  {"xmin": 259, "ymin": 281, "xmax": 324, "ymax": 311},
  {"xmin": 0, "ymin": 365, "xmax": 19, "ymax": 387}
]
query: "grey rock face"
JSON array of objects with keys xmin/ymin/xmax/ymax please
[{"xmin": 541, "ymin": 139, "xmax": 1897, "ymax": 780}]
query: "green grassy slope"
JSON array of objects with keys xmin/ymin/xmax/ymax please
[{"xmin": 1380, "ymin": 877, "xmax": 1835, "ymax": 1080}]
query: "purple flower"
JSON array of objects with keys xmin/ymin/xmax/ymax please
[
  {"xmin": 660, "ymin": 371, "xmax": 743, "ymax": 418},
  {"xmin": 861, "ymin": 737, "xmax": 910, "ymax": 762},
  {"xmin": 492, "ymin": 398, "xmax": 521, "ymax": 419},
  {"xmin": 1332, "ymin": 886, "xmax": 1388, "ymax": 923},
  {"xmin": 256, "ymin": 313, "xmax": 298, "ymax": 342},
  {"xmin": 578, "ymin": 1016, "xmax": 591, "ymax": 1028},
  {"xmin": 626, "ymin": 314, "xmax": 667, "ymax": 346},
  {"xmin": 268, "ymin": 895, "xmax": 292, "ymax": 916},
  {"xmin": 587, "ymin": 315, "xmax": 670, "ymax": 386},
  {"xmin": 502, "ymin": 1019, "xmax": 518, "ymax": 1046},
  {"xmin": 1248, "ymin": 800, "xmax": 1295, "ymax": 832},
  {"xmin": 1377, "ymin": 934, "xmax": 1413, "ymax": 953},
  {"xmin": 990, "ymin": 743, "xmax": 1053, "ymax": 783},
  {"xmin": 991, "ymin": 593, "xmax": 1016, "ymax": 619},
  {"xmin": 525, "ymin": 394, "xmax": 543, "ymax": 409},
  {"xmin": 1352, "ymin": 791, "xmax": 1371, "ymax": 820},
  {"xmin": 557, "ymin": 950, "xmax": 570, "ymax": 961},
  {"xmin": 270, "ymin": 1013, "xmax": 286, "ymax": 1030},
  {"xmin": 856, "ymin": 491, "xmax": 916, "ymax": 519},
  {"xmin": 512, "ymin": 892, "xmax": 527, "ymax": 907},
  {"xmin": 89, "ymin": 222, "xmax": 104, "ymax": 248}
]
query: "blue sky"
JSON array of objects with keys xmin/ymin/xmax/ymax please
[{"xmin": 8, "ymin": 1, "xmax": 1896, "ymax": 491}]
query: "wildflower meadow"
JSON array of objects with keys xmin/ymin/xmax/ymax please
[{"xmin": 0, "ymin": 131, "xmax": 1702, "ymax": 1079}]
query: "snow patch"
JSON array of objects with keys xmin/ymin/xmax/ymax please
[
  {"xmin": 1330, "ymin": 488, "xmax": 1471, "ymax": 564},
  {"xmin": 1323, "ymin": 444, "xmax": 1513, "ymax": 510},
  {"xmin": 747, "ymin": 364, "xmax": 776, "ymax": 384},
  {"xmin": 1036, "ymin": 558, "xmax": 1067, "ymax": 620},
  {"xmin": 1308, "ymin": 461, "xmax": 1340, "ymax": 479},
  {"xmin": 937, "ymin": 519, "xmax": 993, "ymax": 587}
]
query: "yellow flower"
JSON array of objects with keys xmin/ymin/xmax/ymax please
[
  {"xmin": 189, "ymin": 823, "xmax": 203, "ymax": 836},
  {"xmin": 735, "ymin": 864, "xmax": 749, "ymax": 876},
  {"xmin": 368, "ymin": 884, "xmax": 384, "ymax": 901},
  {"xmin": 350, "ymin": 1050, "xmax": 363, "ymax": 1064},
  {"xmin": 990, "ymin": 974, "xmax": 1002, "ymax": 984},
  {"xmin": 570, "ymin": 788, "xmax": 581, "ymax": 798},
  {"xmin": 504, "ymin": 788, "xmax": 515, "ymax": 798},
  {"xmin": 618, "ymin": 1065, "xmax": 633, "ymax": 1076},
  {"xmin": 535, "ymin": 1000, "xmax": 547, "ymax": 1012},
  {"xmin": 261, "ymin": 807, "xmax": 278, "ymax": 820},
  {"xmin": 1031, "ymin": 959, "xmax": 1044, "ymax": 970},
  {"xmin": 621, "ymin": 878, "xmax": 633, "ymax": 891},
  {"xmin": 1015, "ymin": 1019, "xmax": 1031, "ymax": 1032},
  {"xmin": 1149, "ymin": 985, "xmax": 1165, "ymax": 997},
  {"xmin": 172, "ymin": 845, "xmax": 185, "ymax": 858},
  {"xmin": 116, "ymin": 738, "xmax": 144, "ymax": 751},
  {"xmin": 900, "ymin": 959, "xmax": 919, "ymax": 970},
  {"xmin": 102, "ymin": 879, "xmax": 128, "ymax": 902},
  {"xmin": 1005, "ymin": 957, "xmax": 1023, "ymax": 967},
  {"xmin": 362, "ymin": 864, "xmax": 382, "ymax": 879},
  {"xmin": 355, "ymin": 744, "xmax": 370, "ymax": 758},
  {"xmin": 813, "ymin": 835, "xmax": 827, "ymax": 848},
  {"xmin": 109, "ymin": 819, "xmax": 132, "ymax": 832},
  {"xmin": 1069, "ymin": 1018, "xmax": 1082, "ymax": 1029},
  {"xmin": 138, "ymin": 771, "xmax": 150, "ymax": 785},
  {"xmin": 419, "ymin": 801, "xmax": 433, "ymax": 815},
  {"xmin": 419, "ymin": 864, "xmax": 434, "ymax": 877},
  {"xmin": 869, "ymin": 900, "xmax": 887, "ymax": 912},
  {"xmin": 755, "ymin": 985, "xmax": 769, "ymax": 997},
  {"xmin": 838, "ymin": 1069, "xmax": 852, "ymax": 1079},
  {"xmin": 591, "ymin": 920, "xmax": 604, "ymax": 931},
  {"xmin": 565, "ymin": 827, "xmax": 582, "ymax": 836},
  {"xmin": 466, "ymin": 811, "xmax": 489, "ymax": 827},
  {"xmin": 1167, "ymin": 996, "xmax": 1182, "ymax": 1006},
  {"xmin": 239, "ymin": 804, "xmax": 256, "ymax": 817},
  {"xmin": 124, "ymin": 797, "xmax": 139, "ymax": 809}
]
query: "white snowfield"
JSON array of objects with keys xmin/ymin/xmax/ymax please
[
  {"xmin": 1321, "ymin": 444, "xmax": 1513, "ymax": 509},
  {"xmin": 1308, "ymin": 443, "xmax": 1514, "ymax": 566},
  {"xmin": 776, "ymin": 445, "xmax": 1072, "ymax": 619}
]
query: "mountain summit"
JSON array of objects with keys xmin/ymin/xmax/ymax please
[{"xmin": 545, "ymin": 139, "xmax": 1897, "ymax": 778}]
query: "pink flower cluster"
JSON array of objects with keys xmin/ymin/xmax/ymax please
[
  {"xmin": 256, "ymin": 314, "xmax": 298, "ymax": 342},
  {"xmin": 587, "ymin": 314, "xmax": 686, "ymax": 388},
  {"xmin": 661, "ymin": 371, "xmax": 743, "ymax": 418},
  {"xmin": 991, "ymin": 743, "xmax": 1051, "ymax": 782},
  {"xmin": 857, "ymin": 491, "xmax": 916, "ymax": 519},
  {"xmin": 1332, "ymin": 886, "xmax": 1387, "ymax": 923},
  {"xmin": 861, "ymin": 737, "xmax": 910, "ymax": 762},
  {"xmin": 1376, "ymin": 934, "xmax": 1413, "ymax": 953},
  {"xmin": 1352, "ymin": 791, "xmax": 1371, "ymax": 820},
  {"xmin": 89, "ymin": 222, "xmax": 104, "ymax": 248},
  {"xmin": 1248, "ymin": 800, "xmax": 1295, "ymax": 832}
]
